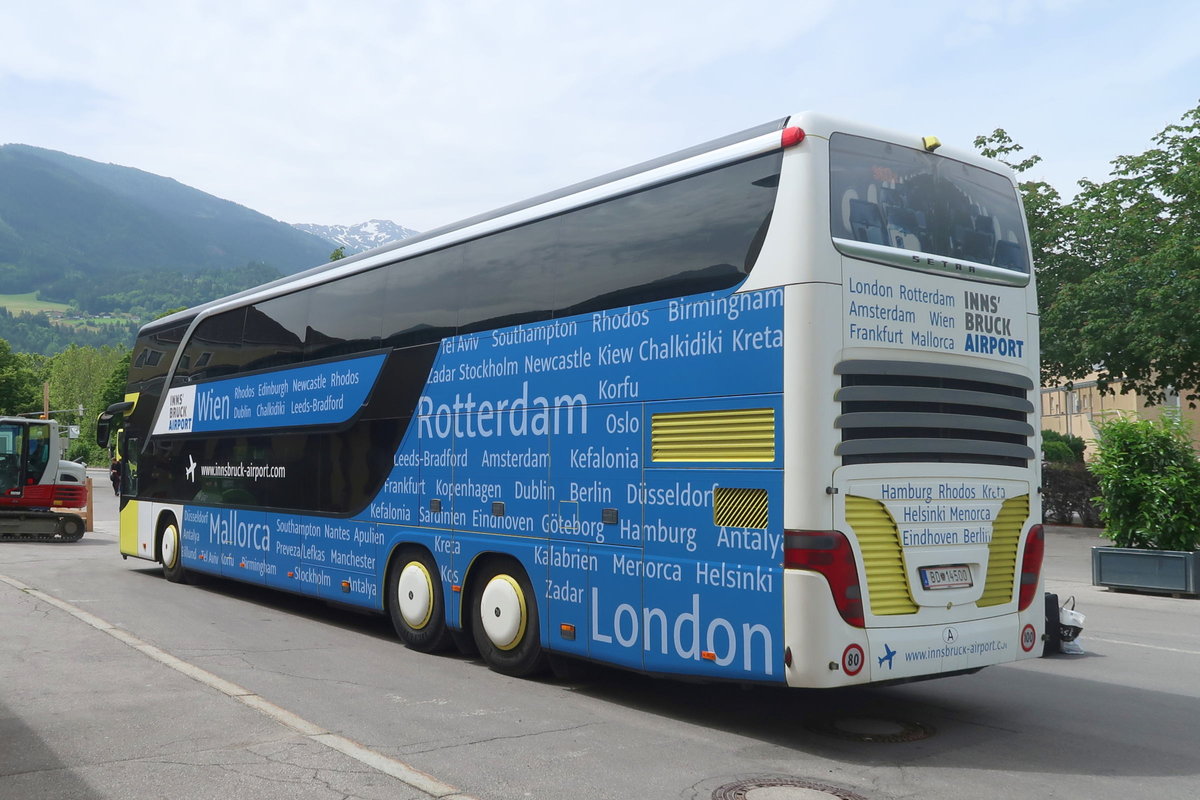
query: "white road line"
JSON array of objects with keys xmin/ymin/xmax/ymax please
[
  {"xmin": 0, "ymin": 573, "xmax": 477, "ymax": 800},
  {"xmin": 1085, "ymin": 635, "xmax": 1200, "ymax": 656}
]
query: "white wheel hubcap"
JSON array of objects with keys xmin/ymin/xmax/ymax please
[
  {"xmin": 480, "ymin": 575, "xmax": 526, "ymax": 651},
  {"xmin": 162, "ymin": 525, "xmax": 179, "ymax": 568},
  {"xmin": 397, "ymin": 561, "xmax": 434, "ymax": 629}
]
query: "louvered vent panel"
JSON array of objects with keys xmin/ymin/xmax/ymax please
[
  {"xmin": 845, "ymin": 495, "xmax": 918, "ymax": 616},
  {"xmin": 977, "ymin": 494, "xmax": 1030, "ymax": 607},
  {"xmin": 651, "ymin": 408, "xmax": 775, "ymax": 462},
  {"xmin": 835, "ymin": 359, "xmax": 1036, "ymax": 467}
]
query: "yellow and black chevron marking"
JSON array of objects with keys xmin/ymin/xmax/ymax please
[
  {"xmin": 845, "ymin": 495, "xmax": 918, "ymax": 616},
  {"xmin": 977, "ymin": 494, "xmax": 1030, "ymax": 607},
  {"xmin": 713, "ymin": 487, "xmax": 768, "ymax": 529},
  {"xmin": 650, "ymin": 408, "xmax": 775, "ymax": 462}
]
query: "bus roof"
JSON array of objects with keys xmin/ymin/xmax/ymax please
[{"xmin": 141, "ymin": 117, "xmax": 789, "ymax": 337}]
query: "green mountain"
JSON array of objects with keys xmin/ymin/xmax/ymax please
[{"xmin": 0, "ymin": 144, "xmax": 333, "ymax": 300}]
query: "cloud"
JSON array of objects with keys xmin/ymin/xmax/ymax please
[{"xmin": 1, "ymin": 1, "xmax": 1196, "ymax": 227}]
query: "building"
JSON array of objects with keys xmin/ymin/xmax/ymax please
[{"xmin": 1040, "ymin": 373, "xmax": 1200, "ymax": 459}]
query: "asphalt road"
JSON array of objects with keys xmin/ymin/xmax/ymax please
[{"xmin": 1, "ymin": 470, "xmax": 1197, "ymax": 800}]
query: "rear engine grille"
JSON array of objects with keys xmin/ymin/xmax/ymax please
[
  {"xmin": 977, "ymin": 494, "xmax": 1030, "ymax": 607},
  {"xmin": 845, "ymin": 495, "xmax": 918, "ymax": 616},
  {"xmin": 835, "ymin": 360, "xmax": 1035, "ymax": 467}
]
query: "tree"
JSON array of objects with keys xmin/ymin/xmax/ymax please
[
  {"xmin": 48, "ymin": 344, "xmax": 128, "ymax": 462},
  {"xmin": 1040, "ymin": 102, "xmax": 1200, "ymax": 404},
  {"xmin": 0, "ymin": 337, "xmax": 39, "ymax": 414},
  {"xmin": 973, "ymin": 129, "xmax": 1090, "ymax": 354},
  {"xmin": 330, "ymin": 246, "xmax": 346, "ymax": 261},
  {"xmin": 97, "ymin": 350, "xmax": 132, "ymax": 411}
]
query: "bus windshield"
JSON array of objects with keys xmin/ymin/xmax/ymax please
[{"xmin": 830, "ymin": 132, "xmax": 1029, "ymax": 276}]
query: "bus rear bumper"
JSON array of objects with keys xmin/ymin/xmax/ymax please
[{"xmin": 783, "ymin": 571, "xmax": 1043, "ymax": 688}]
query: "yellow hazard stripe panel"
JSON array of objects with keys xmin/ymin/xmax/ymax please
[
  {"xmin": 713, "ymin": 487, "xmax": 768, "ymax": 529},
  {"xmin": 650, "ymin": 408, "xmax": 775, "ymax": 462},
  {"xmin": 977, "ymin": 494, "xmax": 1029, "ymax": 607},
  {"xmin": 845, "ymin": 495, "xmax": 918, "ymax": 616}
]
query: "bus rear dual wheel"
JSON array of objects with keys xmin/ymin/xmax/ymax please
[{"xmin": 469, "ymin": 560, "xmax": 546, "ymax": 678}]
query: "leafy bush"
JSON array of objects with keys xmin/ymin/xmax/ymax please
[
  {"xmin": 1089, "ymin": 413, "xmax": 1200, "ymax": 550},
  {"xmin": 1042, "ymin": 463, "xmax": 1101, "ymax": 526},
  {"xmin": 1042, "ymin": 440, "xmax": 1076, "ymax": 463},
  {"xmin": 1042, "ymin": 429, "xmax": 1086, "ymax": 462}
]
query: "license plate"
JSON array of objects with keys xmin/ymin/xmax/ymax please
[{"xmin": 919, "ymin": 564, "xmax": 972, "ymax": 590}]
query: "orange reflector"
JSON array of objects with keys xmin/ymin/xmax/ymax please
[
  {"xmin": 451, "ymin": 585, "xmax": 462, "ymax": 593},
  {"xmin": 199, "ymin": 554, "xmax": 205, "ymax": 560},
  {"xmin": 287, "ymin": 571, "xmax": 295, "ymax": 578},
  {"xmin": 239, "ymin": 562, "xmax": 245, "ymax": 568},
  {"xmin": 341, "ymin": 580, "xmax": 351, "ymax": 592},
  {"xmin": 701, "ymin": 651, "xmax": 717, "ymax": 661},
  {"xmin": 560, "ymin": 624, "xmax": 576, "ymax": 641}
]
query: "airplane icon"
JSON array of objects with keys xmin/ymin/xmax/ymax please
[
  {"xmin": 878, "ymin": 643, "xmax": 896, "ymax": 670},
  {"xmin": 185, "ymin": 454, "xmax": 197, "ymax": 482}
]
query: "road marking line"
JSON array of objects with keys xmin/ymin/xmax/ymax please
[
  {"xmin": 1085, "ymin": 635, "xmax": 1200, "ymax": 656},
  {"xmin": 0, "ymin": 573, "xmax": 476, "ymax": 800}
]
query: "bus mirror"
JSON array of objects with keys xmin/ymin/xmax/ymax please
[{"xmin": 96, "ymin": 400, "xmax": 134, "ymax": 450}]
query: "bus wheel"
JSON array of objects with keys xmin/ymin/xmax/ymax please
[
  {"xmin": 387, "ymin": 549, "xmax": 451, "ymax": 653},
  {"xmin": 470, "ymin": 561, "xmax": 546, "ymax": 677},
  {"xmin": 160, "ymin": 520, "xmax": 186, "ymax": 584}
]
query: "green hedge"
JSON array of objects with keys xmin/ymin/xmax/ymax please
[
  {"xmin": 1089, "ymin": 414, "xmax": 1200, "ymax": 550},
  {"xmin": 1042, "ymin": 463, "xmax": 1101, "ymax": 526}
]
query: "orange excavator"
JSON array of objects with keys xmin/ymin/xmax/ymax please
[{"xmin": 0, "ymin": 417, "xmax": 87, "ymax": 542}]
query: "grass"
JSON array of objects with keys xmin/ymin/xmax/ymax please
[{"xmin": 0, "ymin": 292, "xmax": 71, "ymax": 314}]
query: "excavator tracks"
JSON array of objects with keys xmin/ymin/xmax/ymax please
[{"xmin": 0, "ymin": 512, "xmax": 86, "ymax": 543}]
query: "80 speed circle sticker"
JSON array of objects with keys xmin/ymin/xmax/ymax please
[{"xmin": 842, "ymin": 644, "xmax": 865, "ymax": 675}]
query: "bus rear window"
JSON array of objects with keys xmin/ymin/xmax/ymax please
[{"xmin": 829, "ymin": 132, "xmax": 1029, "ymax": 277}]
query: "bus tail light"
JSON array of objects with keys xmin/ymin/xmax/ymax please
[
  {"xmin": 784, "ymin": 530, "xmax": 864, "ymax": 628},
  {"xmin": 781, "ymin": 127, "xmax": 806, "ymax": 148},
  {"xmin": 1017, "ymin": 524, "xmax": 1044, "ymax": 611}
]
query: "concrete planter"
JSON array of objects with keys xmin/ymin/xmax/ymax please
[{"xmin": 1092, "ymin": 546, "xmax": 1200, "ymax": 595}]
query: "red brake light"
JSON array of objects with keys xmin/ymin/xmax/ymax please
[
  {"xmin": 781, "ymin": 126, "xmax": 805, "ymax": 148},
  {"xmin": 785, "ymin": 530, "xmax": 864, "ymax": 627},
  {"xmin": 1018, "ymin": 524, "xmax": 1045, "ymax": 610}
]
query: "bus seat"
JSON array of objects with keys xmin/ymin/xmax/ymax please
[
  {"xmin": 993, "ymin": 239, "xmax": 1026, "ymax": 271},
  {"xmin": 849, "ymin": 199, "xmax": 885, "ymax": 245}
]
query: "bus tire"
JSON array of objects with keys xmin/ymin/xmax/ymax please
[
  {"xmin": 160, "ymin": 518, "xmax": 186, "ymax": 584},
  {"xmin": 387, "ymin": 548, "xmax": 451, "ymax": 653},
  {"xmin": 470, "ymin": 560, "xmax": 546, "ymax": 678}
]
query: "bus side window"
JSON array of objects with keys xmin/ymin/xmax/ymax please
[
  {"xmin": 245, "ymin": 294, "xmax": 309, "ymax": 370},
  {"xmin": 383, "ymin": 248, "xmax": 461, "ymax": 349},
  {"xmin": 306, "ymin": 269, "xmax": 386, "ymax": 361},
  {"xmin": 458, "ymin": 218, "xmax": 558, "ymax": 334}
]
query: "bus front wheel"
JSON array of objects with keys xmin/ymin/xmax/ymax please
[
  {"xmin": 387, "ymin": 548, "xmax": 451, "ymax": 653},
  {"xmin": 470, "ymin": 561, "xmax": 546, "ymax": 677},
  {"xmin": 160, "ymin": 520, "xmax": 186, "ymax": 584}
]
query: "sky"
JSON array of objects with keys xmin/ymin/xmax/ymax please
[{"xmin": 2, "ymin": 0, "xmax": 1198, "ymax": 233}]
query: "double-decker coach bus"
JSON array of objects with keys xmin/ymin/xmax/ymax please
[{"xmin": 99, "ymin": 114, "xmax": 1044, "ymax": 686}]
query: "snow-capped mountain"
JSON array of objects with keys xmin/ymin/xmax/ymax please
[{"xmin": 292, "ymin": 219, "xmax": 420, "ymax": 255}]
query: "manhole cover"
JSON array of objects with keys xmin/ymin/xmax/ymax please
[
  {"xmin": 712, "ymin": 777, "xmax": 868, "ymax": 800},
  {"xmin": 806, "ymin": 715, "xmax": 935, "ymax": 743}
]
